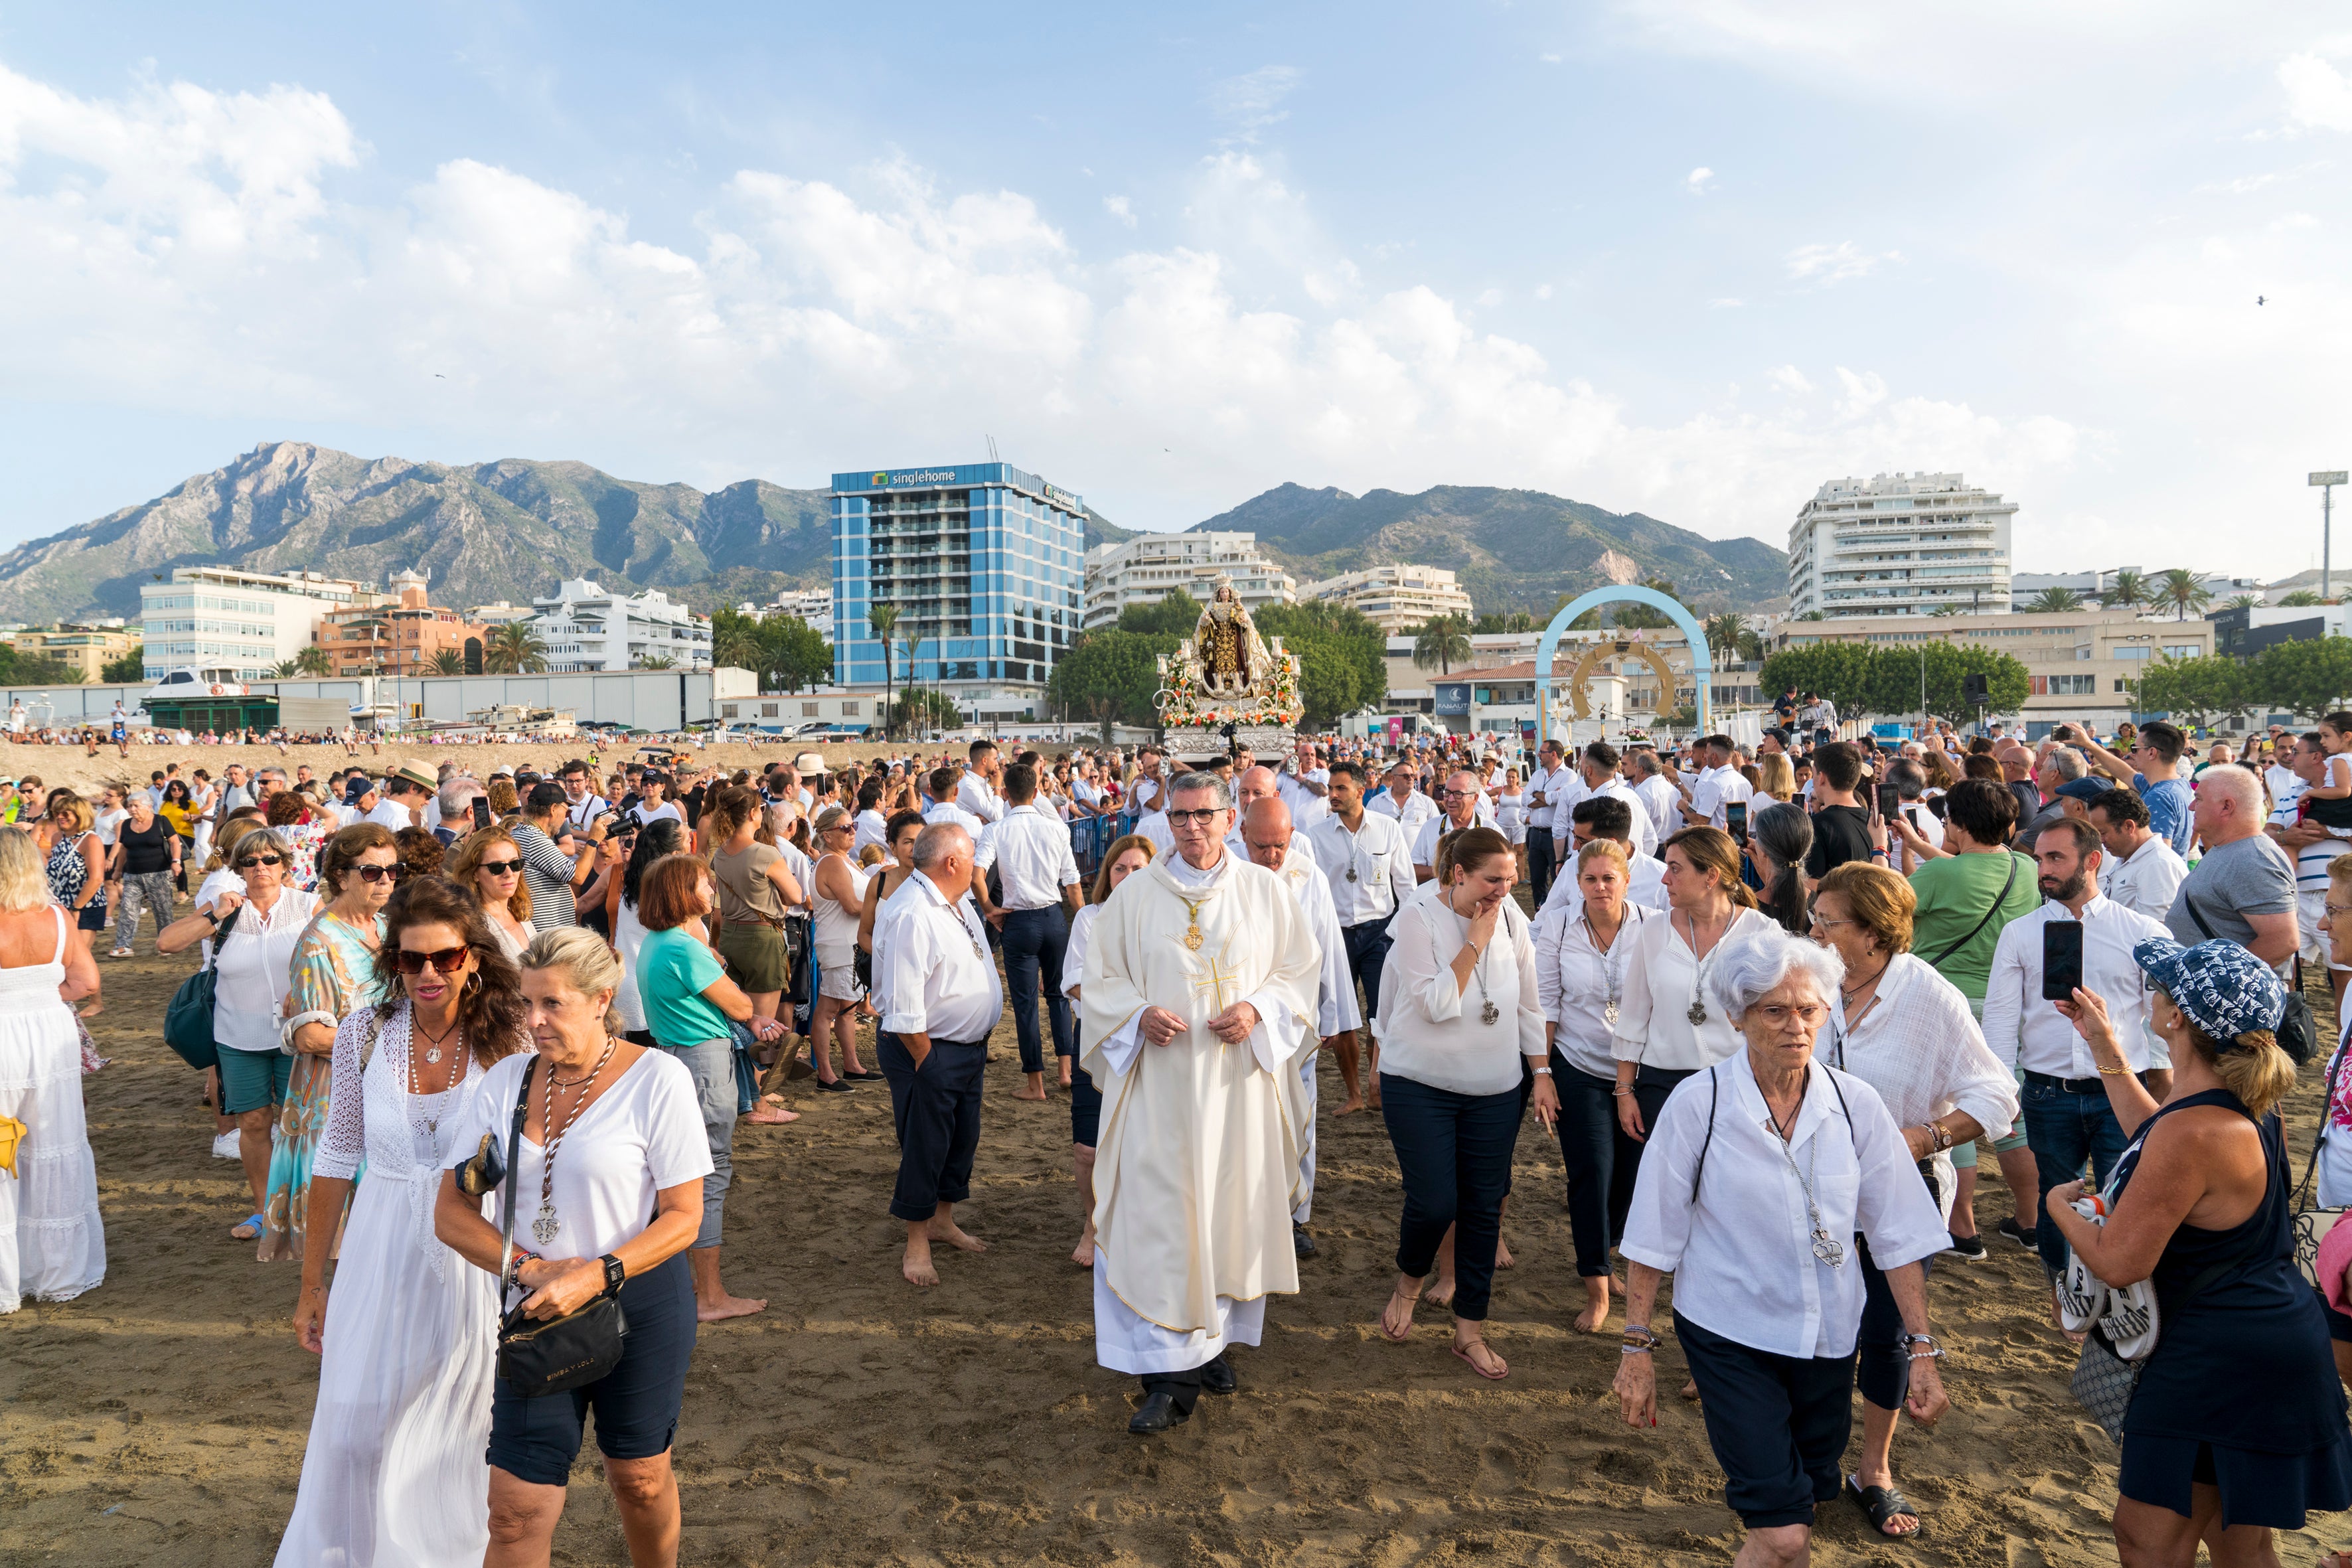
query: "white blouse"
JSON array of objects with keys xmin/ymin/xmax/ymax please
[
  {"xmin": 1826, "ymin": 952, "xmax": 2019, "ymax": 1215},
  {"xmin": 1534, "ymin": 902, "xmax": 1656, "ymax": 1080},
  {"xmin": 1620, "ymin": 1050, "xmax": 1949, "ymax": 1360},
  {"xmin": 209, "ymin": 886, "xmax": 321, "ymax": 1052},
  {"xmin": 1061, "ymin": 904, "xmax": 1099, "ymax": 999},
  {"xmin": 1374, "ymin": 882, "xmax": 1546, "ymax": 1097},
  {"xmin": 1609, "ymin": 905, "xmax": 1772, "ymax": 1073}
]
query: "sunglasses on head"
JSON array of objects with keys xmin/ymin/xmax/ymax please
[
  {"xmin": 235, "ymin": 854, "xmax": 285, "ymax": 869},
  {"xmin": 477, "ymin": 858, "xmax": 522, "ymax": 876},
  {"xmin": 394, "ymin": 945, "xmax": 471, "ymax": 975},
  {"xmin": 352, "ymin": 863, "xmax": 408, "ymax": 884}
]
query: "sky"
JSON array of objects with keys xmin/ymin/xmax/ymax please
[{"xmin": 2, "ymin": 2, "xmax": 2349, "ymax": 581}]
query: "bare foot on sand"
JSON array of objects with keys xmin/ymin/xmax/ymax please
[
  {"xmin": 1495, "ymin": 1238, "xmax": 1515, "ymax": 1269},
  {"xmin": 929, "ymin": 1218, "xmax": 988, "ymax": 1253},
  {"xmin": 1014, "ymin": 1086, "xmax": 1050, "ymax": 1101},
  {"xmin": 697, "ymin": 1293, "xmax": 767, "ymax": 1322},
  {"xmin": 1573, "ymin": 1279, "xmax": 1611, "ymax": 1334},
  {"xmin": 1425, "ymin": 1275, "xmax": 1456, "ymax": 1309},
  {"xmin": 1680, "ymin": 1378, "xmax": 1700, "ymax": 1401},
  {"xmin": 902, "ymin": 1245, "xmax": 939, "ymax": 1288},
  {"xmin": 1336, "ymin": 1095, "xmax": 1366, "ymax": 1116},
  {"xmin": 1072, "ymin": 1225, "xmax": 1097, "ymax": 1268},
  {"xmin": 745, "ymin": 1104, "xmax": 799, "ymax": 1124}
]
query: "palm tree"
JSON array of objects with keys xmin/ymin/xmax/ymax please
[
  {"xmin": 1930, "ymin": 603, "xmax": 1965, "ymax": 618},
  {"xmin": 869, "ymin": 603, "xmax": 902, "ymax": 740},
  {"xmin": 714, "ymin": 623, "xmax": 763, "ymax": 673},
  {"xmin": 2025, "ymin": 586, "xmax": 2084, "ymax": 613},
  {"xmin": 484, "ymin": 622, "xmax": 548, "ymax": 674},
  {"xmin": 1703, "ymin": 612, "xmax": 1754, "ymax": 666},
  {"xmin": 274, "ymin": 645, "xmax": 332, "ymax": 678},
  {"xmin": 2157, "ymin": 568, "xmax": 2212, "ymax": 622},
  {"xmin": 2279, "ymin": 589, "xmax": 2325, "ymax": 608},
  {"xmin": 2105, "ymin": 568, "xmax": 2148, "ymax": 610},
  {"xmin": 427, "ymin": 648, "xmax": 465, "ymax": 676},
  {"xmin": 2224, "ymin": 592, "xmax": 2265, "ymax": 611},
  {"xmin": 636, "ymin": 653, "xmax": 676, "ymax": 670},
  {"xmin": 1412, "ymin": 613, "xmax": 1473, "ymax": 677}
]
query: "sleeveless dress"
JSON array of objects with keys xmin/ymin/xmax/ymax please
[
  {"xmin": 44, "ymin": 832, "xmax": 102, "ymax": 922},
  {"xmin": 2110, "ymin": 1087, "xmax": 2352, "ymax": 1528},
  {"xmin": 272, "ymin": 1003, "xmax": 509, "ymax": 1566},
  {"xmin": 813, "ymin": 851, "xmax": 870, "ymax": 1002},
  {"xmin": 258, "ymin": 910, "xmax": 387, "ymax": 1263},
  {"xmin": 0, "ymin": 908, "xmax": 105, "ymax": 1311}
]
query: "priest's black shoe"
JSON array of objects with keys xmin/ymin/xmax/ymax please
[
  {"xmin": 1293, "ymin": 1224, "xmax": 1317, "ymax": 1259},
  {"xmin": 1199, "ymin": 1356, "xmax": 1237, "ymax": 1396},
  {"xmin": 1128, "ymin": 1392, "xmax": 1189, "ymax": 1434}
]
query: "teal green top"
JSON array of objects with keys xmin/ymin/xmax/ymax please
[
  {"xmin": 1909, "ymin": 849, "xmax": 2043, "ymax": 1002},
  {"xmin": 637, "ymin": 926, "xmax": 732, "ymax": 1048}
]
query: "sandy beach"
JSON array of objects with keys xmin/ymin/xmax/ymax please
[{"xmin": 1, "ymin": 797, "xmax": 2344, "ymax": 1565}]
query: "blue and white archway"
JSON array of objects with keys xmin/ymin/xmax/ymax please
[{"xmin": 1533, "ymin": 586, "xmax": 1713, "ymax": 749}]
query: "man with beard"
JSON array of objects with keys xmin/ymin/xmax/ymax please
[{"xmin": 1980, "ymin": 817, "xmax": 2173, "ymax": 1298}]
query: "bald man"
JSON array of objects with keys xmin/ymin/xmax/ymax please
[
  {"xmin": 1227, "ymin": 765, "xmax": 1322, "ymax": 872},
  {"xmin": 1410, "ymin": 770, "xmax": 1484, "ymax": 882},
  {"xmin": 1241, "ymin": 797, "xmax": 1359, "ymax": 1259}
]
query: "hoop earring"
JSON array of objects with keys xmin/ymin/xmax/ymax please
[{"xmin": 463, "ymin": 971, "xmax": 481, "ymax": 996}]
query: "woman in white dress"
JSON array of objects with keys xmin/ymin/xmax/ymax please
[
  {"xmin": 449, "ymin": 828, "xmax": 537, "ymax": 961},
  {"xmin": 276, "ymin": 875, "xmax": 530, "ymax": 1567},
  {"xmin": 808, "ymin": 806, "xmax": 878, "ymax": 1084},
  {"xmin": 0, "ymin": 831, "xmax": 104, "ymax": 1312}
]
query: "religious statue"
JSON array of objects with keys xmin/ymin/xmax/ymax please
[{"xmin": 1193, "ymin": 582, "xmax": 1273, "ymax": 697}]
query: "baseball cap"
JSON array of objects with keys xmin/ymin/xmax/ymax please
[
  {"xmin": 344, "ymin": 777, "xmax": 375, "ymax": 804},
  {"xmin": 526, "ymin": 781, "xmax": 568, "ymax": 813},
  {"xmin": 2054, "ymin": 777, "xmax": 2114, "ymax": 804},
  {"xmin": 2132, "ymin": 936, "xmax": 2286, "ymax": 1042}
]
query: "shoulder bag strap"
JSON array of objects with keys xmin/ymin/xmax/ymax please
[
  {"xmin": 2179, "ymin": 887, "xmax": 2219, "ymax": 943},
  {"xmin": 1689, "ymin": 1065, "xmax": 1720, "ymax": 1202},
  {"xmin": 1924, "ymin": 851, "xmax": 2021, "ymax": 968},
  {"xmin": 358, "ymin": 1008, "xmax": 388, "ymax": 1075},
  {"xmin": 497, "ymin": 1056, "xmax": 540, "ymax": 1312},
  {"xmin": 206, "ymin": 903, "xmax": 243, "ymax": 975},
  {"xmin": 2296, "ymin": 1038, "xmax": 2351, "ymax": 1210}
]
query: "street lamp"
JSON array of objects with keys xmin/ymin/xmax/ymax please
[{"xmin": 2314, "ymin": 471, "xmax": 2347, "ymax": 604}]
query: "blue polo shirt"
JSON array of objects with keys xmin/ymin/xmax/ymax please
[{"xmin": 2137, "ymin": 772, "xmax": 2193, "ymax": 857}]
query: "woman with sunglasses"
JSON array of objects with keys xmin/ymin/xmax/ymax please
[
  {"xmin": 256, "ymin": 824, "xmax": 404, "ymax": 1263},
  {"xmin": 279, "ymin": 876, "xmax": 529, "ymax": 1567},
  {"xmin": 160, "ymin": 827, "xmax": 322, "ymax": 1239},
  {"xmin": 809, "ymin": 805, "xmax": 879, "ymax": 1088},
  {"xmin": 42, "ymin": 795, "xmax": 108, "ymax": 1017},
  {"xmin": 450, "ymin": 828, "xmax": 537, "ymax": 961}
]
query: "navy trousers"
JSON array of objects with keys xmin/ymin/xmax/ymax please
[
  {"xmin": 878, "ymin": 1034, "xmax": 987, "ymax": 1223},
  {"xmin": 1379, "ymin": 1071, "xmax": 1522, "ymax": 1321},
  {"xmin": 1678, "ymin": 1311, "xmax": 1856, "ymax": 1530},
  {"xmin": 998, "ymin": 905, "xmax": 1074, "ymax": 1074},
  {"xmin": 1342, "ymin": 920, "xmax": 1393, "ymax": 1028},
  {"xmin": 1553, "ymin": 1059, "xmax": 1641, "ymax": 1279}
]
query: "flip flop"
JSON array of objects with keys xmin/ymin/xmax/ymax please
[
  {"xmin": 1845, "ymin": 1476, "xmax": 1922, "ymax": 1539},
  {"xmin": 1378, "ymin": 1291, "xmax": 1417, "ymax": 1344},
  {"xmin": 230, "ymin": 1213, "xmax": 264, "ymax": 1240},
  {"xmin": 1451, "ymin": 1342, "xmax": 1508, "ymax": 1381}
]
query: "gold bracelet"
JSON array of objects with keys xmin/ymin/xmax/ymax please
[{"xmin": 2096, "ymin": 1062, "xmax": 2127, "ymax": 1076}]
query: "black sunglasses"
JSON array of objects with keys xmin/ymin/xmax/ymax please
[
  {"xmin": 476, "ymin": 858, "xmax": 523, "ymax": 876},
  {"xmin": 394, "ymin": 945, "xmax": 470, "ymax": 975},
  {"xmin": 234, "ymin": 854, "xmax": 285, "ymax": 869},
  {"xmin": 353, "ymin": 864, "xmax": 408, "ymax": 884}
]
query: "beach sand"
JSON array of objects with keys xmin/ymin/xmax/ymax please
[{"xmin": 1, "ymin": 821, "xmax": 2343, "ymax": 1565}]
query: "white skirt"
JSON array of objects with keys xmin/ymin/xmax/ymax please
[
  {"xmin": 274, "ymin": 1172, "xmax": 499, "ymax": 1567},
  {"xmin": 816, "ymin": 939, "xmax": 864, "ymax": 1002},
  {"xmin": 0, "ymin": 1000, "xmax": 104, "ymax": 1312}
]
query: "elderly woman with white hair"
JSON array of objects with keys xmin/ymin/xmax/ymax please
[{"xmin": 1613, "ymin": 924, "xmax": 1953, "ymax": 1567}]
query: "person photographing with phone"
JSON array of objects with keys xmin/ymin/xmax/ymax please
[{"xmin": 1980, "ymin": 818, "xmax": 2173, "ymax": 1310}]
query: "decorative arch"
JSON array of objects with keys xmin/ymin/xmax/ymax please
[{"xmin": 1533, "ymin": 586, "xmax": 1714, "ymax": 747}]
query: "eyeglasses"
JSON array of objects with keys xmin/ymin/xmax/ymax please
[
  {"xmin": 234, "ymin": 854, "xmax": 285, "ymax": 869},
  {"xmin": 1166, "ymin": 808, "xmax": 1223, "ymax": 826},
  {"xmin": 1751, "ymin": 1003, "xmax": 1827, "ymax": 1026},
  {"xmin": 476, "ymin": 858, "xmax": 522, "ymax": 876},
  {"xmin": 352, "ymin": 863, "xmax": 408, "ymax": 884},
  {"xmin": 394, "ymin": 945, "xmax": 471, "ymax": 975},
  {"xmin": 1439, "ymin": 789, "xmax": 1476, "ymax": 801},
  {"xmin": 1810, "ymin": 913, "xmax": 1855, "ymax": 932}
]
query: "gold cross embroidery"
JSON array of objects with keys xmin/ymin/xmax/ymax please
[{"xmin": 1189, "ymin": 953, "xmax": 1245, "ymax": 1021}]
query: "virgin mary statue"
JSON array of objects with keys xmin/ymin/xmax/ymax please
[{"xmin": 1193, "ymin": 583, "xmax": 1272, "ymax": 696}]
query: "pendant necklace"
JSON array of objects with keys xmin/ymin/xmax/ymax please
[
  {"xmin": 1766, "ymin": 1082, "xmax": 1846, "ymax": 1268},
  {"xmin": 1451, "ymin": 892, "xmax": 1501, "ymax": 1026},
  {"xmin": 534, "ymin": 1037, "xmax": 616, "ymax": 1249},
  {"xmin": 1683, "ymin": 908, "xmax": 1731, "ymax": 1027},
  {"xmin": 1179, "ymin": 895, "xmax": 1208, "ymax": 951},
  {"xmin": 414, "ymin": 1011, "xmax": 461, "ymax": 1067},
  {"xmin": 406, "ymin": 1014, "xmax": 465, "ymax": 1149},
  {"xmin": 1582, "ymin": 907, "xmax": 1628, "ymax": 1027}
]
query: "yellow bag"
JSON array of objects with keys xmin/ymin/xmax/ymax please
[{"xmin": 0, "ymin": 1114, "xmax": 25, "ymax": 1176}]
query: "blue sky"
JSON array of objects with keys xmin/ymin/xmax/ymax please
[{"xmin": 3, "ymin": 2, "xmax": 2349, "ymax": 581}]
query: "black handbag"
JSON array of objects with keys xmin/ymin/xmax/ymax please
[
  {"xmin": 162, "ymin": 905, "xmax": 241, "ymax": 1071},
  {"xmin": 494, "ymin": 1057, "xmax": 629, "ymax": 1397}
]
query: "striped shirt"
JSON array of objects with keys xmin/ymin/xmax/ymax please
[{"xmin": 510, "ymin": 823, "xmax": 580, "ymax": 929}]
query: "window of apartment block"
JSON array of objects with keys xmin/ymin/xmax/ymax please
[
  {"xmin": 803, "ymin": 702, "xmax": 819, "ymax": 717},
  {"xmin": 842, "ymin": 702, "xmax": 860, "ymax": 716},
  {"xmin": 761, "ymin": 703, "xmax": 779, "ymax": 718}
]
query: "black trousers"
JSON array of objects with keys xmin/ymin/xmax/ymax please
[
  {"xmin": 1678, "ymin": 1310, "xmax": 1856, "ymax": 1530},
  {"xmin": 1342, "ymin": 919, "xmax": 1393, "ymax": 1028},
  {"xmin": 1527, "ymin": 827, "xmax": 1557, "ymax": 905},
  {"xmin": 1141, "ymin": 1362, "xmax": 1212, "ymax": 1414},
  {"xmin": 1552, "ymin": 1058, "xmax": 1641, "ymax": 1279},
  {"xmin": 878, "ymin": 1034, "xmax": 986, "ymax": 1223},
  {"xmin": 998, "ymin": 906, "xmax": 1073, "ymax": 1073},
  {"xmin": 1620, "ymin": 1063, "xmax": 1693, "ymax": 1210},
  {"xmin": 1854, "ymin": 1231, "xmax": 1933, "ymax": 1411},
  {"xmin": 1380, "ymin": 1071, "xmax": 1522, "ymax": 1321}
]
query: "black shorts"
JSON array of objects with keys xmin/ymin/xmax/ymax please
[
  {"xmin": 76, "ymin": 902, "xmax": 108, "ymax": 932},
  {"xmin": 485, "ymin": 1253, "xmax": 695, "ymax": 1486}
]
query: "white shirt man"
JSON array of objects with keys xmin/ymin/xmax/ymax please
[
  {"xmin": 1982, "ymin": 893, "xmax": 2169, "ymax": 1082},
  {"xmin": 1686, "ymin": 749, "xmax": 1753, "ymax": 832},
  {"xmin": 2096, "ymin": 815, "xmax": 2189, "ymax": 925},
  {"xmin": 1571, "ymin": 765, "xmax": 1656, "ymax": 859},
  {"xmin": 1308, "ymin": 797, "xmax": 1416, "ymax": 932},
  {"xmin": 1524, "ymin": 749, "xmax": 1572, "ymax": 842},
  {"xmin": 1275, "ymin": 747, "xmax": 1332, "ymax": 830},
  {"xmin": 1227, "ymin": 765, "xmax": 1320, "ymax": 873},
  {"xmin": 366, "ymin": 785, "xmax": 419, "ymax": 832},
  {"xmin": 1366, "ymin": 772, "xmax": 1439, "ymax": 834},
  {"xmin": 957, "ymin": 761, "xmax": 1006, "ymax": 825},
  {"xmin": 992, "ymin": 803, "xmax": 1082, "ymax": 913},
  {"xmin": 853, "ymin": 803, "xmax": 891, "ymax": 857},
  {"xmin": 1630, "ymin": 760, "xmax": 1679, "ymax": 844},
  {"xmin": 923, "ymin": 796, "xmax": 997, "ymax": 870},
  {"xmin": 563, "ymin": 774, "xmax": 611, "ymax": 829},
  {"xmin": 1410, "ymin": 775, "xmax": 1486, "ymax": 881}
]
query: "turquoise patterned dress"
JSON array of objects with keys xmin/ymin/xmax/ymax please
[{"xmin": 257, "ymin": 910, "xmax": 386, "ymax": 1262}]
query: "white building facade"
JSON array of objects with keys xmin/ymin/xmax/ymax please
[
  {"xmin": 1081, "ymin": 531, "xmax": 1296, "ymax": 630},
  {"xmin": 1786, "ymin": 472, "xmax": 2017, "ymax": 619},
  {"xmin": 530, "ymin": 580, "xmax": 712, "ymax": 672},
  {"xmin": 744, "ymin": 587, "xmax": 834, "ymax": 639},
  {"xmin": 138, "ymin": 567, "xmax": 385, "ymax": 682},
  {"xmin": 1300, "ymin": 563, "xmax": 1475, "ymax": 635}
]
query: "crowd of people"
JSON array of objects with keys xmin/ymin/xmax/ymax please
[{"xmin": 1, "ymin": 714, "xmax": 2348, "ymax": 1566}]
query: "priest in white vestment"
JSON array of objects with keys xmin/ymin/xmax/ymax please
[
  {"xmin": 1238, "ymin": 797, "xmax": 1360, "ymax": 1251},
  {"xmin": 1081, "ymin": 771, "xmax": 1323, "ymax": 1435}
]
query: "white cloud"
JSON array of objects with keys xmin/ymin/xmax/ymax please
[
  {"xmin": 1770, "ymin": 364, "xmax": 1813, "ymax": 394},
  {"xmin": 1686, "ymin": 165, "xmax": 1714, "ymax": 193},
  {"xmin": 1103, "ymin": 194, "xmax": 1136, "ymax": 227},
  {"xmin": 1539, "ymin": 52, "xmax": 1564, "ymax": 64},
  {"xmin": 1708, "ymin": 296, "xmax": 1745, "ymax": 308},
  {"xmin": 2280, "ymin": 51, "xmax": 2352, "ymax": 131},
  {"xmin": 1534, "ymin": 283, "xmax": 1553, "ymax": 300},
  {"xmin": 1209, "ymin": 65, "xmax": 1300, "ymax": 142},
  {"xmin": 1785, "ymin": 240, "xmax": 1897, "ymax": 283}
]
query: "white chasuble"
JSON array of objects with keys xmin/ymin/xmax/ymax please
[{"xmin": 1081, "ymin": 854, "xmax": 1322, "ymax": 1366}]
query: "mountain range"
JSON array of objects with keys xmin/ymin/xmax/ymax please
[{"xmin": 0, "ymin": 442, "xmax": 1786, "ymax": 624}]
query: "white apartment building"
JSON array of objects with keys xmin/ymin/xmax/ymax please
[
  {"xmin": 469, "ymin": 601, "xmax": 537, "ymax": 627},
  {"xmin": 1300, "ymin": 563, "xmax": 1475, "ymax": 636},
  {"xmin": 531, "ymin": 580, "xmax": 712, "ymax": 672},
  {"xmin": 743, "ymin": 587, "xmax": 834, "ymax": 639},
  {"xmin": 139, "ymin": 566, "xmax": 386, "ymax": 681},
  {"xmin": 1081, "ymin": 531, "xmax": 1296, "ymax": 630},
  {"xmin": 1786, "ymin": 472, "xmax": 2017, "ymax": 619}
]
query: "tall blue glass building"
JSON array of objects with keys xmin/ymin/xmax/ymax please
[{"xmin": 830, "ymin": 463, "xmax": 1087, "ymax": 724}]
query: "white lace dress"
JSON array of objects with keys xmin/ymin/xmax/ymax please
[
  {"xmin": 0, "ymin": 907, "xmax": 104, "ymax": 1312},
  {"xmin": 274, "ymin": 1003, "xmax": 513, "ymax": 1567}
]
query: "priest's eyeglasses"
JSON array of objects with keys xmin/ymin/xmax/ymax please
[{"xmin": 1166, "ymin": 808, "xmax": 1223, "ymax": 826}]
